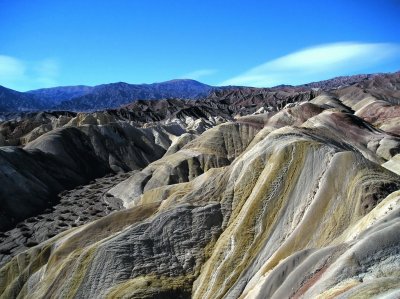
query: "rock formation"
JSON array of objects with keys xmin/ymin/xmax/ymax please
[{"xmin": 1, "ymin": 72, "xmax": 400, "ymax": 298}]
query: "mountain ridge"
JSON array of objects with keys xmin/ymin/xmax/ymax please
[
  {"xmin": 1, "ymin": 72, "xmax": 398, "ymax": 115},
  {"xmin": 55, "ymin": 79, "xmax": 214, "ymax": 111}
]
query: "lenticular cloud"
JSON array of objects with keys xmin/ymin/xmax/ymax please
[{"xmin": 221, "ymin": 42, "xmax": 400, "ymax": 87}]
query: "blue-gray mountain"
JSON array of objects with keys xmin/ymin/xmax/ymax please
[
  {"xmin": 0, "ymin": 86, "xmax": 47, "ymax": 113},
  {"xmin": 0, "ymin": 79, "xmax": 214, "ymax": 114},
  {"xmin": 53, "ymin": 80, "xmax": 214, "ymax": 111},
  {"xmin": 27, "ymin": 85, "xmax": 94, "ymax": 103}
]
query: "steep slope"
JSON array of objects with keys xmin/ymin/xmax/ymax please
[
  {"xmin": 191, "ymin": 125, "xmax": 399, "ymax": 299},
  {"xmin": 0, "ymin": 128, "xmax": 110, "ymax": 231},
  {"xmin": 108, "ymin": 121, "xmax": 261, "ymax": 207},
  {"xmin": 0, "ymin": 120, "xmax": 187, "ymax": 232}
]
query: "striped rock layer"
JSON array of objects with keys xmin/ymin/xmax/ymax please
[{"xmin": 1, "ymin": 73, "xmax": 400, "ymax": 298}]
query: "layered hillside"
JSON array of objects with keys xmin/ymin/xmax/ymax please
[{"xmin": 1, "ymin": 72, "xmax": 400, "ymax": 298}]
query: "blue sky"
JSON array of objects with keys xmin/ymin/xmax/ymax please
[{"xmin": 1, "ymin": 0, "xmax": 400, "ymax": 91}]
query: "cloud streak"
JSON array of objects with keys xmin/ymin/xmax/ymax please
[
  {"xmin": 220, "ymin": 42, "xmax": 400, "ymax": 87},
  {"xmin": 34, "ymin": 59, "xmax": 59, "ymax": 88},
  {"xmin": 0, "ymin": 55, "xmax": 59, "ymax": 91},
  {"xmin": 0, "ymin": 55, "xmax": 26, "ymax": 81}
]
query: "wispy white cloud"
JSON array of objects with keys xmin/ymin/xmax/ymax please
[
  {"xmin": 180, "ymin": 69, "xmax": 217, "ymax": 80},
  {"xmin": 0, "ymin": 55, "xmax": 59, "ymax": 91},
  {"xmin": 34, "ymin": 58, "xmax": 59, "ymax": 87},
  {"xmin": 0, "ymin": 55, "xmax": 26, "ymax": 82},
  {"xmin": 220, "ymin": 42, "xmax": 400, "ymax": 87}
]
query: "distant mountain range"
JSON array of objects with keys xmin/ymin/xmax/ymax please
[
  {"xmin": 0, "ymin": 79, "xmax": 214, "ymax": 113},
  {"xmin": 0, "ymin": 72, "xmax": 398, "ymax": 114},
  {"xmin": 0, "ymin": 86, "xmax": 48, "ymax": 112},
  {"xmin": 27, "ymin": 85, "xmax": 94, "ymax": 103},
  {"xmin": 51, "ymin": 80, "xmax": 215, "ymax": 111}
]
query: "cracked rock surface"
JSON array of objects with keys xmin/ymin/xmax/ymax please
[{"xmin": 0, "ymin": 172, "xmax": 130, "ymax": 267}]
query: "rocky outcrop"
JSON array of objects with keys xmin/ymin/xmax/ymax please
[
  {"xmin": 191, "ymin": 127, "xmax": 399, "ymax": 299},
  {"xmin": 108, "ymin": 122, "xmax": 260, "ymax": 207},
  {"xmin": 0, "ymin": 111, "xmax": 75, "ymax": 146}
]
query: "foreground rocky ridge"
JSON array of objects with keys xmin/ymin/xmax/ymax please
[{"xmin": 1, "ymin": 72, "xmax": 400, "ymax": 298}]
